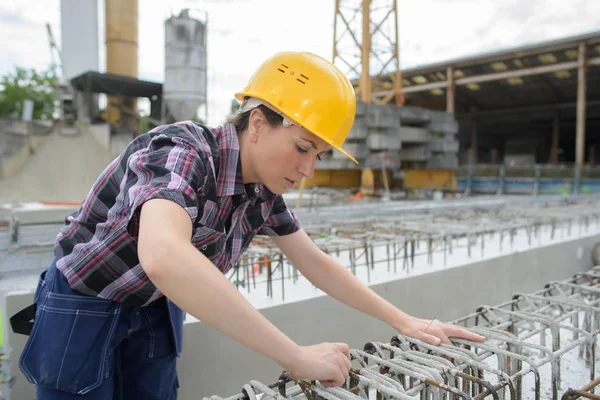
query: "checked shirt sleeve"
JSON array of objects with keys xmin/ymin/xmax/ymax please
[{"xmin": 124, "ymin": 133, "xmax": 207, "ymax": 236}]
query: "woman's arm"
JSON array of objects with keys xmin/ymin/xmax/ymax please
[
  {"xmin": 272, "ymin": 229, "xmax": 485, "ymax": 346},
  {"xmin": 137, "ymin": 199, "xmax": 352, "ymax": 386}
]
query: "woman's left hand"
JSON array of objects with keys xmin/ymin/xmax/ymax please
[{"xmin": 396, "ymin": 316, "xmax": 485, "ymax": 346}]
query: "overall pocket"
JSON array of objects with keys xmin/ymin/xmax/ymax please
[{"xmin": 19, "ymin": 292, "xmax": 120, "ymax": 395}]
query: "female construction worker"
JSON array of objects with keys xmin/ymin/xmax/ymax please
[{"xmin": 15, "ymin": 51, "xmax": 484, "ymax": 399}]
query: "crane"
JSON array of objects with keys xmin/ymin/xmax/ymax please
[
  {"xmin": 46, "ymin": 23, "xmax": 77, "ymax": 131},
  {"xmin": 333, "ymin": 0, "xmax": 404, "ymax": 105}
]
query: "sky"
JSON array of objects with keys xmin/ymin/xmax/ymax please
[{"xmin": 1, "ymin": 0, "xmax": 600, "ymax": 126}]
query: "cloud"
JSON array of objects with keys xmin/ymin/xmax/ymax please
[
  {"xmin": 0, "ymin": 9, "xmax": 35, "ymax": 27},
  {"xmin": 1, "ymin": 0, "xmax": 599, "ymax": 125}
]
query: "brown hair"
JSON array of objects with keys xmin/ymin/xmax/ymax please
[{"xmin": 225, "ymin": 105, "xmax": 283, "ymax": 134}]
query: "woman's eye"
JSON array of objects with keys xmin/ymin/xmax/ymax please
[
  {"xmin": 296, "ymin": 145, "xmax": 308, "ymax": 153},
  {"xmin": 316, "ymin": 154, "xmax": 322, "ymax": 161}
]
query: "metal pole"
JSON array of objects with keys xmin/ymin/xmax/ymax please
[
  {"xmin": 497, "ymin": 164, "xmax": 505, "ymax": 195},
  {"xmin": 360, "ymin": 0, "xmax": 372, "ymax": 103},
  {"xmin": 333, "ymin": 0, "xmax": 340, "ymax": 61},
  {"xmin": 393, "ymin": 0, "xmax": 402, "ymax": 105},
  {"xmin": 576, "ymin": 41, "xmax": 587, "ymax": 166},
  {"xmin": 533, "ymin": 164, "xmax": 540, "ymax": 196},
  {"xmin": 549, "ymin": 112, "xmax": 559, "ymax": 164},
  {"xmin": 446, "ymin": 66, "xmax": 455, "ymax": 114},
  {"xmin": 471, "ymin": 114, "xmax": 477, "ymax": 164}
]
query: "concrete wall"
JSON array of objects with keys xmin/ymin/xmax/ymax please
[
  {"xmin": 4, "ymin": 233, "xmax": 600, "ymax": 400},
  {"xmin": 88, "ymin": 123, "xmax": 111, "ymax": 151},
  {"xmin": 0, "ymin": 134, "xmax": 45, "ymax": 181}
]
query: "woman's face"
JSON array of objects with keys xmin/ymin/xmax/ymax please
[{"xmin": 246, "ymin": 109, "xmax": 331, "ymax": 195}]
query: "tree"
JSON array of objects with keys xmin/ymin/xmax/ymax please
[{"xmin": 0, "ymin": 66, "xmax": 57, "ymax": 120}]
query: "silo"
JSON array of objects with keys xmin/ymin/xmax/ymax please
[
  {"xmin": 105, "ymin": 0, "xmax": 138, "ymax": 133},
  {"xmin": 164, "ymin": 9, "xmax": 208, "ymax": 122}
]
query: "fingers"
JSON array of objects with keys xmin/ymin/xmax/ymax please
[
  {"xmin": 332, "ymin": 343, "xmax": 351, "ymax": 386},
  {"xmin": 443, "ymin": 325, "xmax": 486, "ymax": 342},
  {"xmin": 343, "ymin": 354, "xmax": 352, "ymax": 370},
  {"xmin": 334, "ymin": 345, "xmax": 351, "ymax": 383},
  {"xmin": 333, "ymin": 342, "xmax": 351, "ymax": 360},
  {"xmin": 418, "ymin": 331, "xmax": 441, "ymax": 346},
  {"xmin": 326, "ymin": 368, "xmax": 346, "ymax": 387}
]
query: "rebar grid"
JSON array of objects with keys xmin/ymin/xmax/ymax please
[
  {"xmin": 231, "ymin": 199, "xmax": 600, "ymax": 300},
  {"xmin": 206, "ymin": 266, "xmax": 600, "ymax": 400}
]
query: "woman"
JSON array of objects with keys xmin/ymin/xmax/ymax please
[{"xmin": 15, "ymin": 51, "xmax": 484, "ymax": 399}]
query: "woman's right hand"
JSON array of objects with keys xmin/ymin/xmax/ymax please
[{"xmin": 284, "ymin": 343, "xmax": 352, "ymax": 387}]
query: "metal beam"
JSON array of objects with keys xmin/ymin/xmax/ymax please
[
  {"xmin": 456, "ymin": 99, "xmax": 600, "ymax": 117},
  {"xmin": 384, "ymin": 56, "xmax": 600, "ymax": 96},
  {"xmin": 576, "ymin": 42, "xmax": 587, "ymax": 166},
  {"xmin": 456, "ymin": 60, "xmax": 580, "ymax": 86},
  {"xmin": 360, "ymin": 0, "xmax": 372, "ymax": 103}
]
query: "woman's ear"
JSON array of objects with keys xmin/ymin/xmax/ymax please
[{"xmin": 248, "ymin": 108, "xmax": 264, "ymax": 144}]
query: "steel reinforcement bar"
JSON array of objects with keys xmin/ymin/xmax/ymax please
[{"xmin": 205, "ymin": 266, "xmax": 600, "ymax": 400}]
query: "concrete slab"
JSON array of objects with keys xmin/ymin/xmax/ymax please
[
  {"xmin": 429, "ymin": 120, "xmax": 459, "ymax": 134},
  {"xmin": 397, "ymin": 126, "xmax": 431, "ymax": 143},
  {"xmin": 400, "ymin": 145, "xmax": 430, "ymax": 161},
  {"xmin": 367, "ymin": 132, "xmax": 402, "ymax": 150},
  {"xmin": 347, "ymin": 118, "xmax": 367, "ymax": 140},
  {"xmin": 331, "ymin": 142, "xmax": 369, "ymax": 160},
  {"xmin": 396, "ymin": 105, "xmax": 431, "ymax": 125},
  {"xmin": 430, "ymin": 137, "xmax": 459, "ymax": 152},
  {"xmin": 365, "ymin": 106, "xmax": 400, "ymax": 129}
]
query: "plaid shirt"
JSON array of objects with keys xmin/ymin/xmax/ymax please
[{"xmin": 54, "ymin": 121, "xmax": 300, "ymax": 306}]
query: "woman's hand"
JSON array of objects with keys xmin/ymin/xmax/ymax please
[
  {"xmin": 397, "ymin": 316, "xmax": 485, "ymax": 346},
  {"xmin": 284, "ymin": 342, "xmax": 352, "ymax": 387}
]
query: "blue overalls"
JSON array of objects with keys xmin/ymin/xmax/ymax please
[{"xmin": 17, "ymin": 261, "xmax": 184, "ymax": 399}]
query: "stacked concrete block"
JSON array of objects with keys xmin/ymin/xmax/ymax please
[
  {"xmin": 318, "ymin": 102, "xmax": 460, "ymax": 171},
  {"xmin": 425, "ymin": 110, "xmax": 460, "ymax": 169},
  {"xmin": 429, "ymin": 136, "xmax": 459, "ymax": 152},
  {"xmin": 365, "ymin": 104, "xmax": 400, "ymax": 129},
  {"xmin": 398, "ymin": 126, "xmax": 430, "ymax": 143},
  {"xmin": 346, "ymin": 118, "xmax": 368, "ymax": 140},
  {"xmin": 366, "ymin": 129, "xmax": 402, "ymax": 150},
  {"xmin": 331, "ymin": 142, "xmax": 369, "ymax": 160},
  {"xmin": 396, "ymin": 105, "xmax": 431, "ymax": 125},
  {"xmin": 400, "ymin": 145, "xmax": 430, "ymax": 161}
]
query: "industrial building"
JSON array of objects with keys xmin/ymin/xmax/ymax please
[{"xmin": 2, "ymin": 1, "xmax": 600, "ymax": 399}]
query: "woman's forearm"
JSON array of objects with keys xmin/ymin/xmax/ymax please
[
  {"xmin": 300, "ymin": 252, "xmax": 410, "ymax": 329},
  {"xmin": 144, "ymin": 239, "xmax": 301, "ymax": 368}
]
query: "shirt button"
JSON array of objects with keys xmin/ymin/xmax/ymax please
[
  {"xmin": 201, "ymin": 245, "xmax": 207, "ymax": 250},
  {"xmin": 241, "ymin": 193, "xmax": 246, "ymax": 198},
  {"xmin": 254, "ymin": 187, "xmax": 259, "ymax": 193}
]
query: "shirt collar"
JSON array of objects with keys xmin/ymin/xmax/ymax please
[{"xmin": 215, "ymin": 123, "xmax": 275, "ymax": 203}]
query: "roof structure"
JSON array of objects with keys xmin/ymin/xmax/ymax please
[
  {"xmin": 70, "ymin": 71, "xmax": 163, "ymax": 99},
  {"xmin": 371, "ymin": 31, "xmax": 600, "ymax": 162}
]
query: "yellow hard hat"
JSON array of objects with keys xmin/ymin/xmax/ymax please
[{"xmin": 235, "ymin": 51, "xmax": 358, "ymax": 163}]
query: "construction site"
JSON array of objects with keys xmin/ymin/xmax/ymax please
[{"xmin": 1, "ymin": 0, "xmax": 600, "ymax": 399}]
